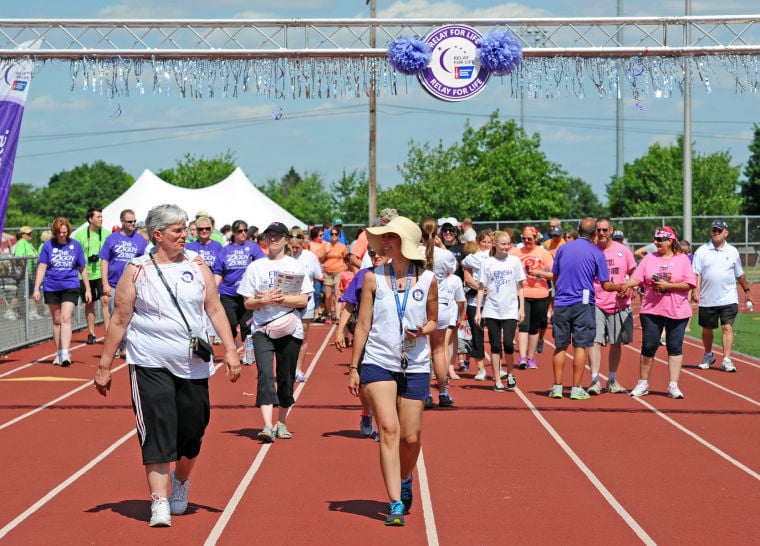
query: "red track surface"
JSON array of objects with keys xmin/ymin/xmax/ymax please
[{"xmin": 1, "ymin": 298, "xmax": 759, "ymax": 545}]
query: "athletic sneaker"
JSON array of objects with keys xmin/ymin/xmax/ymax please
[
  {"xmin": 570, "ymin": 386, "xmax": 590, "ymax": 400},
  {"xmin": 698, "ymin": 353, "xmax": 716, "ymax": 369},
  {"xmin": 606, "ymin": 379, "xmax": 626, "ymax": 394},
  {"xmin": 401, "ymin": 474, "xmax": 414, "ymax": 513},
  {"xmin": 630, "ymin": 380, "xmax": 649, "ymax": 397},
  {"xmin": 587, "ymin": 380, "xmax": 603, "ymax": 395},
  {"xmin": 722, "ymin": 358, "xmax": 736, "ymax": 373},
  {"xmin": 385, "ymin": 500, "xmax": 405, "ymax": 526},
  {"xmin": 536, "ymin": 338, "xmax": 544, "ymax": 353},
  {"xmin": 169, "ymin": 470, "xmax": 190, "ymax": 515},
  {"xmin": 438, "ymin": 393, "xmax": 454, "ymax": 407},
  {"xmin": 114, "ymin": 350, "xmax": 121, "ymax": 359},
  {"xmin": 275, "ymin": 422, "xmax": 292, "ymax": 439},
  {"xmin": 257, "ymin": 425, "xmax": 276, "ymax": 443},
  {"xmin": 517, "ymin": 358, "xmax": 527, "ymax": 370},
  {"xmin": 60, "ymin": 356, "xmax": 71, "ymax": 367},
  {"xmin": 360, "ymin": 413, "xmax": 374, "ymax": 437},
  {"xmin": 549, "ymin": 384, "xmax": 563, "ymax": 399},
  {"xmin": 52, "ymin": 356, "xmax": 61, "ymax": 366},
  {"xmin": 424, "ymin": 395, "xmax": 435, "ymax": 409},
  {"xmin": 86, "ymin": 333, "xmax": 97, "ymax": 345},
  {"xmin": 295, "ymin": 370, "xmax": 307, "ymax": 382},
  {"xmin": 474, "ymin": 368, "xmax": 487, "ymax": 381},
  {"xmin": 499, "ymin": 369, "xmax": 508, "ymax": 379},
  {"xmin": 493, "ymin": 381, "xmax": 505, "ymax": 392},
  {"xmin": 457, "ymin": 360, "xmax": 468, "ymax": 371},
  {"xmin": 149, "ymin": 494, "xmax": 171, "ymax": 527},
  {"xmin": 667, "ymin": 384, "xmax": 684, "ymax": 399},
  {"xmin": 506, "ymin": 373, "xmax": 516, "ymax": 390},
  {"xmin": 527, "ymin": 358, "xmax": 538, "ymax": 370}
]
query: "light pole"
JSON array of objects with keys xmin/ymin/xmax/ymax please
[
  {"xmin": 367, "ymin": 0, "xmax": 377, "ymax": 225},
  {"xmin": 683, "ymin": 0, "xmax": 693, "ymax": 242}
]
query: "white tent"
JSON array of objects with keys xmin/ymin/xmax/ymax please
[{"xmin": 83, "ymin": 168, "xmax": 304, "ymax": 234}]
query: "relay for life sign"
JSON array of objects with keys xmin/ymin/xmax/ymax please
[{"xmin": 418, "ymin": 25, "xmax": 490, "ymax": 102}]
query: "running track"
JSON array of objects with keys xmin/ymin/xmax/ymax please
[{"xmin": 1, "ymin": 296, "xmax": 759, "ymax": 545}]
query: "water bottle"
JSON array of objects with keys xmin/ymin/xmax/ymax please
[
  {"xmin": 244, "ymin": 334, "xmax": 255, "ymax": 364},
  {"xmin": 747, "ymin": 300, "xmax": 754, "ymax": 313}
]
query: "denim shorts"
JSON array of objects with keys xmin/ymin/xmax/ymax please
[{"xmin": 359, "ymin": 363, "xmax": 430, "ymax": 401}]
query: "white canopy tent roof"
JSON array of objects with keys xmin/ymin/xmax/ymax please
[{"xmin": 80, "ymin": 167, "xmax": 304, "ymax": 234}]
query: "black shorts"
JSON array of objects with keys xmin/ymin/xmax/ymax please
[
  {"xmin": 698, "ymin": 304, "xmax": 738, "ymax": 330},
  {"xmin": 129, "ymin": 365, "xmax": 210, "ymax": 465},
  {"xmin": 44, "ymin": 288, "xmax": 80, "ymax": 305},
  {"xmin": 80, "ymin": 278, "xmax": 104, "ymax": 302}
]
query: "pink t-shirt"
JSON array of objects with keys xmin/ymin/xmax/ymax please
[
  {"xmin": 593, "ymin": 241, "xmax": 637, "ymax": 313},
  {"xmin": 633, "ymin": 252, "xmax": 696, "ymax": 319}
]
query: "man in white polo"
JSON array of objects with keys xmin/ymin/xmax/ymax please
[{"xmin": 692, "ymin": 219, "xmax": 753, "ymax": 372}]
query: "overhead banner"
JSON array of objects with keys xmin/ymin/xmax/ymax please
[{"xmin": 0, "ymin": 41, "xmax": 37, "ymax": 235}]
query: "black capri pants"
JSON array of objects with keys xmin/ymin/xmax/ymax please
[
  {"xmin": 519, "ymin": 296, "xmax": 550, "ymax": 335},
  {"xmin": 466, "ymin": 304, "xmax": 486, "ymax": 359},
  {"xmin": 220, "ymin": 293, "xmax": 253, "ymax": 342},
  {"xmin": 253, "ymin": 331, "xmax": 303, "ymax": 408},
  {"xmin": 485, "ymin": 317, "xmax": 518, "ymax": 355}
]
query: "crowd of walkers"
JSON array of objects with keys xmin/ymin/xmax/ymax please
[{"xmin": 6, "ymin": 205, "xmax": 754, "ymax": 530}]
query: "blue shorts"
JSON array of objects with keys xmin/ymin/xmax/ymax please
[
  {"xmin": 552, "ymin": 303, "xmax": 596, "ymax": 349},
  {"xmin": 359, "ymin": 363, "xmax": 430, "ymax": 401}
]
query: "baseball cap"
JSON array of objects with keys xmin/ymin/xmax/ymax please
[
  {"xmin": 332, "ymin": 218, "xmax": 343, "ymax": 226},
  {"xmin": 611, "ymin": 230, "xmax": 625, "ymax": 241},
  {"xmin": 437, "ymin": 216, "xmax": 458, "ymax": 229},
  {"xmin": 263, "ymin": 222, "xmax": 290, "ymax": 237},
  {"xmin": 549, "ymin": 226, "xmax": 562, "ymax": 237},
  {"xmin": 19, "ymin": 226, "xmax": 33, "ymax": 235},
  {"xmin": 711, "ymin": 219, "xmax": 728, "ymax": 231}
]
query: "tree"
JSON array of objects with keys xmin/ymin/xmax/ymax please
[
  {"xmin": 259, "ymin": 168, "xmax": 333, "ymax": 224},
  {"xmin": 157, "ymin": 151, "xmax": 237, "ymax": 188},
  {"xmin": 3, "ymin": 183, "xmax": 48, "ymax": 229},
  {"xmin": 565, "ymin": 177, "xmax": 605, "ymax": 219},
  {"xmin": 37, "ymin": 161, "xmax": 134, "ymax": 223},
  {"xmin": 606, "ymin": 135, "xmax": 742, "ymax": 219},
  {"xmin": 330, "ymin": 169, "xmax": 370, "ymax": 225},
  {"xmin": 392, "ymin": 112, "xmax": 596, "ymax": 221},
  {"xmin": 740, "ymin": 123, "xmax": 760, "ymax": 215}
]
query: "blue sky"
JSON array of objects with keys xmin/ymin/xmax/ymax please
[{"xmin": 6, "ymin": 0, "xmax": 760, "ymax": 209}]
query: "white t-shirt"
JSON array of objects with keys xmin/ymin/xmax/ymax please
[
  {"xmin": 446, "ymin": 273, "xmax": 466, "ymax": 325},
  {"xmin": 295, "ymin": 248, "xmax": 323, "ymax": 316},
  {"xmin": 126, "ymin": 251, "xmax": 216, "ymax": 379},
  {"xmin": 461, "ymin": 250, "xmax": 490, "ymax": 306},
  {"xmin": 479, "ymin": 254, "xmax": 526, "ymax": 320},
  {"xmin": 692, "ymin": 241, "xmax": 744, "ymax": 307},
  {"xmin": 237, "ymin": 255, "xmax": 314, "ymax": 339}
]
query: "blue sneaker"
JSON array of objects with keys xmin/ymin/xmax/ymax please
[
  {"xmin": 360, "ymin": 413, "xmax": 374, "ymax": 437},
  {"xmin": 401, "ymin": 474, "xmax": 413, "ymax": 513},
  {"xmin": 385, "ymin": 500, "xmax": 405, "ymax": 526}
]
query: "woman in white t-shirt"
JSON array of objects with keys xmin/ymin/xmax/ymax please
[
  {"xmin": 238, "ymin": 222, "xmax": 313, "ymax": 442},
  {"xmin": 475, "ymin": 231, "xmax": 525, "ymax": 392}
]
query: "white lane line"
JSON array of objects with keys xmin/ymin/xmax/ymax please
[
  {"xmin": 514, "ymin": 387, "xmax": 657, "ymax": 546},
  {"xmin": 416, "ymin": 448, "xmax": 440, "ymax": 546},
  {"xmin": 204, "ymin": 326, "xmax": 335, "ymax": 546},
  {"xmin": 0, "ymin": 429, "xmax": 136, "ymax": 540},
  {"xmin": 0, "ymin": 342, "xmax": 87, "ymax": 378},
  {"xmin": 0, "ymin": 362, "xmax": 130, "ymax": 431}
]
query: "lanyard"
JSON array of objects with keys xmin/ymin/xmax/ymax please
[{"xmin": 388, "ymin": 263, "xmax": 413, "ymax": 337}]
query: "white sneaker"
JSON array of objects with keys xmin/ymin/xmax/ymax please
[
  {"xmin": 474, "ymin": 368, "xmax": 487, "ymax": 381},
  {"xmin": 667, "ymin": 384, "xmax": 684, "ymax": 399},
  {"xmin": 499, "ymin": 369, "xmax": 508, "ymax": 379},
  {"xmin": 150, "ymin": 494, "xmax": 171, "ymax": 527},
  {"xmin": 295, "ymin": 370, "xmax": 307, "ymax": 382},
  {"xmin": 4, "ymin": 310, "xmax": 18, "ymax": 320},
  {"xmin": 630, "ymin": 380, "xmax": 649, "ymax": 397},
  {"xmin": 606, "ymin": 379, "xmax": 626, "ymax": 394},
  {"xmin": 587, "ymin": 380, "xmax": 603, "ymax": 395},
  {"xmin": 698, "ymin": 353, "xmax": 715, "ymax": 369},
  {"xmin": 28, "ymin": 311, "xmax": 42, "ymax": 320},
  {"xmin": 52, "ymin": 356, "xmax": 61, "ymax": 366},
  {"xmin": 721, "ymin": 358, "xmax": 736, "ymax": 373},
  {"xmin": 169, "ymin": 470, "xmax": 190, "ymax": 515}
]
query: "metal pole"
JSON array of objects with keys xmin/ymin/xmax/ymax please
[
  {"xmin": 683, "ymin": 0, "xmax": 693, "ymax": 242},
  {"xmin": 616, "ymin": 0, "xmax": 625, "ymax": 180},
  {"xmin": 368, "ymin": 0, "xmax": 378, "ymax": 226}
]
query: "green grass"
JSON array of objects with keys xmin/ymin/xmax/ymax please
[{"xmin": 687, "ymin": 310, "xmax": 760, "ymax": 359}]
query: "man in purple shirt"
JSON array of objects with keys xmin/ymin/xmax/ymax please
[
  {"xmin": 100, "ymin": 209, "xmax": 148, "ymax": 307},
  {"xmin": 550, "ymin": 217, "xmax": 617, "ymax": 400}
]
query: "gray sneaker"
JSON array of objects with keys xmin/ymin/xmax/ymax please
[
  {"xmin": 587, "ymin": 380, "xmax": 603, "ymax": 395},
  {"xmin": 549, "ymin": 384, "xmax": 563, "ymax": 399},
  {"xmin": 169, "ymin": 470, "xmax": 190, "ymax": 515},
  {"xmin": 570, "ymin": 386, "xmax": 590, "ymax": 400},
  {"xmin": 275, "ymin": 422, "xmax": 292, "ymax": 439},
  {"xmin": 698, "ymin": 353, "xmax": 716, "ymax": 369},
  {"xmin": 606, "ymin": 379, "xmax": 626, "ymax": 394},
  {"xmin": 257, "ymin": 425, "xmax": 276, "ymax": 443},
  {"xmin": 630, "ymin": 380, "xmax": 649, "ymax": 397}
]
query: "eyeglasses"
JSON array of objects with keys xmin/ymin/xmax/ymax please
[
  {"xmin": 330, "ymin": 232, "xmax": 339, "ymax": 236},
  {"xmin": 368, "ymin": 250, "xmax": 377, "ymax": 257},
  {"xmin": 654, "ymin": 237, "xmax": 670, "ymax": 242},
  {"xmin": 123, "ymin": 220, "xmax": 136, "ymax": 224},
  {"xmin": 596, "ymin": 228, "xmax": 609, "ymax": 233},
  {"xmin": 521, "ymin": 237, "xmax": 533, "ymax": 241},
  {"xmin": 197, "ymin": 227, "xmax": 211, "ymax": 232},
  {"xmin": 236, "ymin": 229, "xmax": 248, "ymax": 233},
  {"xmin": 711, "ymin": 227, "xmax": 724, "ymax": 233},
  {"xmin": 441, "ymin": 228, "xmax": 457, "ymax": 234},
  {"xmin": 290, "ymin": 234, "xmax": 303, "ymax": 239}
]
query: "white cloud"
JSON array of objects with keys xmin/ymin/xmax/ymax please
[{"xmin": 379, "ymin": 1, "xmax": 550, "ymax": 18}]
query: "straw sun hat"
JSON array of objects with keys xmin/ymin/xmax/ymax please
[{"xmin": 366, "ymin": 216, "xmax": 425, "ymax": 262}]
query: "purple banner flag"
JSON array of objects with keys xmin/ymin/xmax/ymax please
[{"xmin": 0, "ymin": 42, "xmax": 37, "ymax": 235}]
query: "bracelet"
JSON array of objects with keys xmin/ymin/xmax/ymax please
[
  {"xmin": 745, "ymin": 288, "xmax": 751, "ymax": 293},
  {"xmin": 348, "ymin": 366, "xmax": 359, "ymax": 371}
]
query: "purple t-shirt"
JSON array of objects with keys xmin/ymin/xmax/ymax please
[
  {"xmin": 213, "ymin": 241, "xmax": 264, "ymax": 296},
  {"xmin": 338, "ymin": 267, "xmax": 372, "ymax": 306},
  {"xmin": 552, "ymin": 238, "xmax": 610, "ymax": 306},
  {"xmin": 185, "ymin": 239, "xmax": 223, "ymax": 269},
  {"xmin": 38, "ymin": 239, "xmax": 86, "ymax": 291},
  {"xmin": 99, "ymin": 231, "xmax": 148, "ymax": 287}
]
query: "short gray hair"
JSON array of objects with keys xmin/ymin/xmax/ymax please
[{"xmin": 145, "ymin": 204, "xmax": 188, "ymax": 244}]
